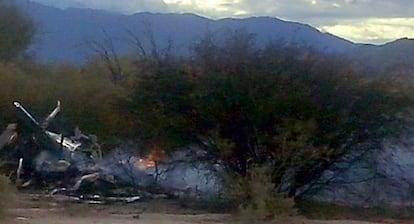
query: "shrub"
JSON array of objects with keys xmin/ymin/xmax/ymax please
[
  {"xmin": 226, "ymin": 165, "xmax": 297, "ymax": 222},
  {"xmin": 126, "ymin": 39, "xmax": 414, "ymax": 198}
]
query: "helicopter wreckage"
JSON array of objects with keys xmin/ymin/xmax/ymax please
[{"xmin": 0, "ymin": 101, "xmax": 222, "ymax": 204}]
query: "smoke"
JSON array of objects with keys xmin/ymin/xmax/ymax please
[{"xmin": 96, "ymin": 146, "xmax": 223, "ymax": 196}]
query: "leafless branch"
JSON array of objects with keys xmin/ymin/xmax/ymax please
[{"xmin": 85, "ymin": 29, "xmax": 124, "ymax": 84}]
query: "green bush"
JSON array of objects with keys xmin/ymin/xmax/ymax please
[
  {"xmin": 126, "ymin": 40, "xmax": 414, "ymax": 197},
  {"xmin": 226, "ymin": 165, "xmax": 297, "ymax": 222}
]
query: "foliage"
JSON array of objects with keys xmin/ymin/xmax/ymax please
[
  {"xmin": 0, "ymin": 62, "xmax": 130, "ymax": 149},
  {"xmin": 126, "ymin": 63, "xmax": 198, "ymax": 151},
  {"xmin": 0, "ymin": 0, "xmax": 36, "ymax": 61},
  {"xmin": 125, "ymin": 31, "xmax": 414, "ymax": 198},
  {"xmin": 0, "ymin": 25, "xmax": 413, "ymax": 204},
  {"xmin": 227, "ymin": 164, "xmax": 297, "ymax": 221}
]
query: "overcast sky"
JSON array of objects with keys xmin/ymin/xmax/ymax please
[{"xmin": 30, "ymin": 0, "xmax": 414, "ymax": 44}]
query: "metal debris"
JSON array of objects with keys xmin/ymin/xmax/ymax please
[{"xmin": 0, "ymin": 101, "xmax": 222, "ymax": 204}]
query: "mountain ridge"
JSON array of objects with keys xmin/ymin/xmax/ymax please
[
  {"xmin": 17, "ymin": 0, "xmax": 414, "ymax": 69},
  {"xmin": 17, "ymin": 0, "xmax": 354, "ymax": 64}
]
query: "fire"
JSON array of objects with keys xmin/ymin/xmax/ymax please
[
  {"xmin": 135, "ymin": 148, "xmax": 166, "ymax": 170},
  {"xmin": 136, "ymin": 158, "xmax": 156, "ymax": 169}
]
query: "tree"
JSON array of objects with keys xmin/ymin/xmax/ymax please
[
  {"xmin": 127, "ymin": 63, "xmax": 197, "ymax": 151},
  {"xmin": 0, "ymin": 0, "xmax": 36, "ymax": 61},
  {"xmin": 125, "ymin": 31, "xmax": 414, "ymax": 199},
  {"xmin": 85, "ymin": 30, "xmax": 125, "ymax": 84}
]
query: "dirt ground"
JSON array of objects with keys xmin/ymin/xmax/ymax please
[{"xmin": 2, "ymin": 192, "xmax": 409, "ymax": 224}]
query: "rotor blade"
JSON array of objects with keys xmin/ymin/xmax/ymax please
[
  {"xmin": 13, "ymin": 101, "xmax": 40, "ymax": 126},
  {"xmin": 42, "ymin": 100, "xmax": 61, "ymax": 129}
]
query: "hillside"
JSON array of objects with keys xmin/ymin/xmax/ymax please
[
  {"xmin": 350, "ymin": 38, "xmax": 414, "ymax": 73},
  {"xmin": 18, "ymin": 0, "xmax": 354, "ymax": 64},
  {"xmin": 15, "ymin": 0, "xmax": 414, "ymax": 71}
]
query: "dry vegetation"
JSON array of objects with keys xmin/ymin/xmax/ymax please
[
  {"xmin": 3, "ymin": 1, "xmax": 414, "ymax": 223},
  {"xmin": 226, "ymin": 165, "xmax": 297, "ymax": 222}
]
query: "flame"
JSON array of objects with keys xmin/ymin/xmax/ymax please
[
  {"xmin": 134, "ymin": 149, "xmax": 166, "ymax": 170},
  {"xmin": 136, "ymin": 158, "xmax": 156, "ymax": 169}
]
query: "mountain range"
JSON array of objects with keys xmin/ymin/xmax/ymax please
[{"xmin": 16, "ymin": 0, "xmax": 414, "ymax": 72}]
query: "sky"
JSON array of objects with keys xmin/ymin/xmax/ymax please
[{"xmin": 30, "ymin": 0, "xmax": 414, "ymax": 44}]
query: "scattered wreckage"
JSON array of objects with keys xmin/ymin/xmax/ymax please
[
  {"xmin": 0, "ymin": 101, "xmax": 222, "ymax": 204},
  {"xmin": 0, "ymin": 101, "xmax": 120, "ymax": 203}
]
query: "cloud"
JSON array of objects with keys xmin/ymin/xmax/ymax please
[
  {"xmin": 31, "ymin": 0, "xmax": 169, "ymax": 14},
  {"xmin": 320, "ymin": 18, "xmax": 414, "ymax": 44},
  {"xmin": 163, "ymin": 0, "xmax": 240, "ymax": 18},
  {"xmin": 30, "ymin": 0, "xmax": 414, "ymax": 19}
]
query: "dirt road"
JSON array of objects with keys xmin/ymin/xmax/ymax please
[
  {"xmin": 1, "ymin": 193, "xmax": 400, "ymax": 224},
  {"xmin": 7, "ymin": 213, "xmax": 387, "ymax": 224},
  {"xmin": 9, "ymin": 212, "xmax": 230, "ymax": 224}
]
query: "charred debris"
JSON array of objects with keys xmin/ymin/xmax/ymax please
[{"xmin": 0, "ymin": 101, "xmax": 222, "ymax": 204}]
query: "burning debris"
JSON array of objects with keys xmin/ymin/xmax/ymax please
[{"xmin": 0, "ymin": 101, "xmax": 223, "ymax": 204}]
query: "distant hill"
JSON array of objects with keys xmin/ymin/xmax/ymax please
[
  {"xmin": 17, "ymin": 0, "xmax": 355, "ymax": 64},
  {"xmin": 350, "ymin": 38, "xmax": 414, "ymax": 73},
  {"xmin": 16, "ymin": 0, "xmax": 414, "ymax": 71}
]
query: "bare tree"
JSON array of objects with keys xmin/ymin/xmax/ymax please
[
  {"xmin": 125, "ymin": 28, "xmax": 147, "ymax": 58},
  {"xmin": 126, "ymin": 20, "xmax": 175, "ymax": 63},
  {"xmin": 85, "ymin": 30, "xmax": 124, "ymax": 84}
]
